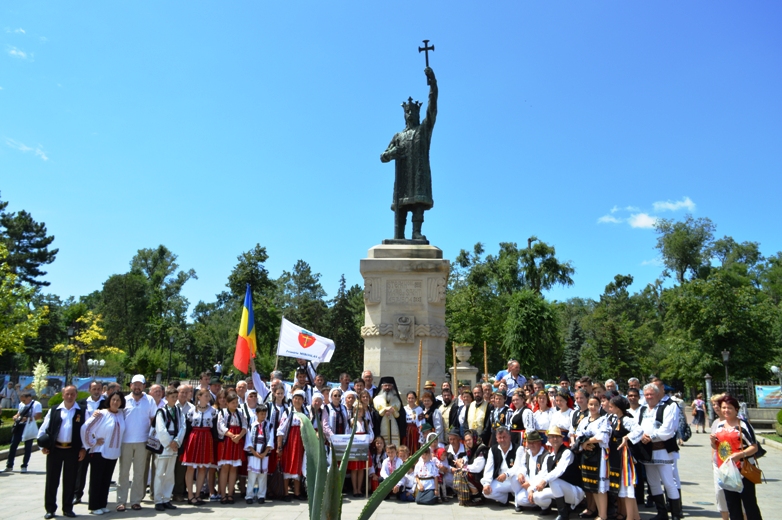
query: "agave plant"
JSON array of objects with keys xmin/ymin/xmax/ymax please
[{"xmin": 296, "ymin": 412, "xmax": 438, "ymax": 520}]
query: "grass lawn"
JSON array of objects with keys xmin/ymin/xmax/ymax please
[{"xmin": 760, "ymin": 433, "xmax": 782, "ymax": 443}]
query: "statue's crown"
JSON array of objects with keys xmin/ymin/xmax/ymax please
[{"xmin": 402, "ymin": 96, "xmax": 422, "ymax": 113}]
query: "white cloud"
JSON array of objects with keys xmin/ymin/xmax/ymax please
[
  {"xmin": 5, "ymin": 138, "xmax": 49, "ymax": 161},
  {"xmin": 597, "ymin": 215, "xmax": 622, "ymax": 224},
  {"xmin": 7, "ymin": 46, "xmax": 29, "ymax": 59},
  {"xmin": 628, "ymin": 213, "xmax": 657, "ymax": 229},
  {"xmin": 641, "ymin": 258, "xmax": 664, "ymax": 267},
  {"xmin": 610, "ymin": 205, "xmax": 620, "ymax": 214},
  {"xmin": 40, "ymin": 36, "xmax": 48, "ymax": 43},
  {"xmin": 653, "ymin": 196, "xmax": 695, "ymax": 213},
  {"xmin": 624, "ymin": 205, "xmax": 640, "ymax": 212},
  {"xmin": 15, "ymin": 28, "xmax": 25, "ymax": 34}
]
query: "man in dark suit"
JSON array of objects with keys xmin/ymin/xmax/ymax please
[{"xmin": 38, "ymin": 385, "xmax": 87, "ymax": 519}]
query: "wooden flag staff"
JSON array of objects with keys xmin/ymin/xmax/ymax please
[
  {"xmin": 484, "ymin": 341, "xmax": 488, "ymax": 382},
  {"xmin": 417, "ymin": 339, "xmax": 423, "ymax": 405},
  {"xmin": 452, "ymin": 341, "xmax": 458, "ymax": 388}
]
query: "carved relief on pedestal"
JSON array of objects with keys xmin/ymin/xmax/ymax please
[
  {"xmin": 363, "ymin": 277, "xmax": 381, "ymax": 305},
  {"xmin": 427, "ymin": 277, "xmax": 446, "ymax": 304},
  {"xmin": 386, "ymin": 279, "xmax": 423, "ymax": 305},
  {"xmin": 393, "ymin": 315, "xmax": 415, "ymax": 344},
  {"xmin": 361, "ymin": 321, "xmax": 449, "ymax": 339}
]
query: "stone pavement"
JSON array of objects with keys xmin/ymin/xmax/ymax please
[{"xmin": 1, "ymin": 434, "xmax": 779, "ymax": 520}]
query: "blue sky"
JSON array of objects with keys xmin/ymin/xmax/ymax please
[{"xmin": 2, "ymin": 2, "xmax": 781, "ymax": 311}]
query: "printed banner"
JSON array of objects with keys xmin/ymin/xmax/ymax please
[
  {"xmin": 755, "ymin": 385, "xmax": 782, "ymax": 408},
  {"xmin": 72, "ymin": 377, "xmax": 117, "ymax": 392},
  {"xmin": 18, "ymin": 375, "xmax": 66, "ymax": 397},
  {"xmin": 276, "ymin": 317, "xmax": 335, "ymax": 363}
]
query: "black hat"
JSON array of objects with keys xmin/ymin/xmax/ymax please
[
  {"xmin": 559, "ymin": 374, "xmax": 570, "ymax": 383},
  {"xmin": 447, "ymin": 428, "xmax": 461, "ymax": 438},
  {"xmin": 210, "ymin": 377, "xmax": 221, "ymax": 385},
  {"xmin": 379, "ymin": 376, "xmax": 396, "ymax": 386}
]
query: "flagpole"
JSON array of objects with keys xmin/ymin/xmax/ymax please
[
  {"xmin": 452, "ymin": 341, "xmax": 458, "ymax": 389},
  {"xmin": 417, "ymin": 339, "xmax": 423, "ymax": 406},
  {"xmin": 484, "ymin": 341, "xmax": 488, "ymax": 382},
  {"xmin": 274, "ymin": 315, "xmax": 285, "ymax": 372}
]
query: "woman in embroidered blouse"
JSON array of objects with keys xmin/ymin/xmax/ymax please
[
  {"xmin": 551, "ymin": 391, "xmax": 574, "ymax": 445},
  {"xmin": 608, "ymin": 395, "xmax": 644, "ymax": 520},
  {"xmin": 710, "ymin": 394, "xmax": 763, "ymax": 520},
  {"xmin": 81, "ymin": 391, "xmax": 126, "ymax": 515},
  {"xmin": 404, "ymin": 391, "xmax": 423, "ymax": 453},
  {"xmin": 277, "ymin": 390, "xmax": 309, "ymax": 501},
  {"xmin": 346, "ymin": 402, "xmax": 375, "ymax": 497},
  {"xmin": 267, "ymin": 386, "xmax": 289, "ymax": 479},
  {"xmin": 182, "ymin": 389, "xmax": 217, "ymax": 506},
  {"xmin": 421, "ymin": 391, "xmax": 445, "ymax": 447},
  {"xmin": 532, "ymin": 390, "xmax": 554, "ymax": 444},
  {"xmin": 217, "ymin": 392, "xmax": 247, "ymax": 504},
  {"xmin": 575, "ymin": 395, "xmax": 612, "ymax": 520}
]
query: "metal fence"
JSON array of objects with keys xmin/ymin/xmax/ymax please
[{"xmin": 710, "ymin": 378, "xmax": 778, "ymax": 408}]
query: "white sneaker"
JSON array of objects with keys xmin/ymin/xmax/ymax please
[
  {"xmin": 20, "ymin": 467, "xmax": 27, "ymax": 473},
  {"xmin": 101, "ymin": 508, "xmax": 111, "ymax": 514},
  {"xmin": 91, "ymin": 510, "xmax": 104, "ymax": 515}
]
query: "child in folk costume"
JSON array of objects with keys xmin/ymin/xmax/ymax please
[
  {"xmin": 414, "ymin": 442, "xmax": 440, "ymax": 505},
  {"xmin": 182, "ymin": 389, "xmax": 218, "ymax": 506},
  {"xmin": 370, "ymin": 436, "xmax": 387, "ymax": 493},
  {"xmin": 244, "ymin": 404, "xmax": 272, "ymax": 504},
  {"xmin": 347, "ymin": 402, "xmax": 375, "ymax": 497},
  {"xmin": 574, "ymin": 395, "xmax": 612, "ymax": 520},
  {"xmin": 153, "ymin": 387, "xmax": 186, "ymax": 511},
  {"xmin": 404, "ymin": 391, "xmax": 423, "ymax": 453},
  {"xmin": 267, "ymin": 386, "xmax": 290, "ymax": 479},
  {"xmin": 217, "ymin": 392, "xmax": 248, "ymax": 504},
  {"xmin": 396, "ymin": 445, "xmax": 416, "ymax": 502},
  {"xmin": 379, "ymin": 443, "xmax": 404, "ymax": 497},
  {"xmin": 277, "ymin": 390, "xmax": 310, "ymax": 500},
  {"xmin": 607, "ymin": 395, "xmax": 644, "ymax": 520}
]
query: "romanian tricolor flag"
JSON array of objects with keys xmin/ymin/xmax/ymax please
[{"xmin": 233, "ymin": 284, "xmax": 257, "ymax": 374}]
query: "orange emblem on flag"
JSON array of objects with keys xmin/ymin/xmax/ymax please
[{"xmin": 298, "ymin": 330, "xmax": 316, "ymax": 348}]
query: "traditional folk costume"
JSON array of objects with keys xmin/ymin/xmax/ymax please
[
  {"xmin": 80, "ymin": 409, "xmax": 125, "ymax": 512},
  {"xmin": 421, "ymin": 404, "xmax": 445, "ymax": 446},
  {"xmin": 607, "ymin": 414, "xmax": 643, "ymax": 498},
  {"xmin": 509, "ymin": 405, "xmax": 535, "ymax": 447},
  {"xmin": 480, "ymin": 440, "xmax": 520, "ymax": 505},
  {"xmin": 532, "ymin": 439, "xmax": 585, "ymax": 517},
  {"xmin": 414, "ymin": 458, "xmax": 440, "ymax": 505},
  {"xmin": 217, "ymin": 408, "xmax": 248, "ymax": 467},
  {"xmin": 444, "ymin": 439, "xmax": 466, "ymax": 489},
  {"xmin": 182, "ymin": 406, "xmax": 217, "ymax": 469},
  {"xmin": 346, "ymin": 417, "xmax": 374, "ymax": 471},
  {"xmin": 266, "ymin": 400, "xmax": 289, "ymax": 472},
  {"xmin": 467, "ymin": 400, "xmax": 492, "ymax": 446},
  {"xmin": 638, "ymin": 399, "xmax": 682, "ymax": 518},
  {"xmin": 403, "ymin": 404, "xmax": 423, "ymax": 453},
  {"xmin": 244, "ymin": 419, "xmax": 272, "ymax": 501},
  {"xmin": 454, "ymin": 441, "xmax": 488, "ymax": 505},
  {"xmin": 511, "ymin": 441, "xmax": 549, "ymax": 509},
  {"xmin": 551, "ymin": 407, "xmax": 574, "ymax": 447},
  {"xmin": 370, "ymin": 449, "xmax": 387, "ymax": 492},
  {"xmin": 574, "ymin": 415, "xmax": 611, "ymax": 493},
  {"xmin": 488, "ymin": 403, "xmax": 510, "ymax": 446},
  {"xmin": 277, "ymin": 407, "xmax": 310, "ymax": 480},
  {"xmin": 153, "ymin": 404, "xmax": 186, "ymax": 506},
  {"xmin": 533, "ymin": 406, "xmax": 554, "ymax": 446}
]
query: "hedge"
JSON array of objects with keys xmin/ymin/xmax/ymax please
[
  {"xmin": 48, "ymin": 391, "xmax": 90, "ymax": 408},
  {"xmin": 777, "ymin": 408, "xmax": 782, "ymax": 425}
]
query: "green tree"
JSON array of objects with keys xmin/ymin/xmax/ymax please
[
  {"xmin": 100, "ymin": 272, "xmax": 151, "ymax": 356},
  {"xmin": 502, "ymin": 289, "xmax": 561, "ymax": 379},
  {"xmin": 320, "ymin": 275, "xmax": 363, "ymax": 381},
  {"xmin": 654, "ymin": 215, "xmax": 715, "ymax": 284},
  {"xmin": 0, "ymin": 193, "xmax": 58, "ymax": 286},
  {"xmin": 562, "ymin": 317, "xmax": 586, "ymax": 382},
  {"xmin": 0, "ymin": 244, "xmax": 49, "ymax": 355}
]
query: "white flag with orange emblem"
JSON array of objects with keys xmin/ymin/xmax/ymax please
[{"xmin": 276, "ymin": 317, "xmax": 336, "ymax": 362}]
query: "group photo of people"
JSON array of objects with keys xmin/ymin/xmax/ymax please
[{"xmin": 5, "ymin": 357, "xmax": 764, "ymax": 520}]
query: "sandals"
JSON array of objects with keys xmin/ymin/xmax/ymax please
[
  {"xmin": 116, "ymin": 505, "xmax": 126, "ymax": 512},
  {"xmin": 130, "ymin": 504, "xmax": 142, "ymax": 511},
  {"xmin": 227, "ymin": 496, "xmax": 235, "ymax": 504},
  {"xmin": 220, "ymin": 497, "xmax": 229, "ymax": 505},
  {"xmin": 189, "ymin": 497, "xmax": 205, "ymax": 506}
]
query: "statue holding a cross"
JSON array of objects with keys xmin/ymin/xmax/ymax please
[{"xmin": 380, "ymin": 41, "xmax": 438, "ymax": 243}]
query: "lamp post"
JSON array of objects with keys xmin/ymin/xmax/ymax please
[
  {"xmin": 771, "ymin": 366, "xmax": 782, "ymax": 388},
  {"xmin": 87, "ymin": 359, "xmax": 105, "ymax": 380},
  {"xmin": 721, "ymin": 350, "xmax": 730, "ymax": 389},
  {"xmin": 185, "ymin": 345, "xmax": 190, "ymax": 378},
  {"xmin": 167, "ymin": 336, "xmax": 174, "ymax": 384},
  {"xmin": 704, "ymin": 374, "xmax": 714, "ymax": 422},
  {"xmin": 66, "ymin": 325, "xmax": 75, "ymax": 385}
]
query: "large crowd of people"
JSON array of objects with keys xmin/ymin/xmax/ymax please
[{"xmin": 3, "ymin": 357, "xmax": 764, "ymax": 520}]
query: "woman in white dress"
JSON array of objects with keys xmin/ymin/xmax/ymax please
[
  {"xmin": 532, "ymin": 390, "xmax": 554, "ymax": 445},
  {"xmin": 403, "ymin": 391, "xmax": 423, "ymax": 453},
  {"xmin": 551, "ymin": 391, "xmax": 574, "ymax": 446},
  {"xmin": 574, "ymin": 395, "xmax": 611, "ymax": 520}
]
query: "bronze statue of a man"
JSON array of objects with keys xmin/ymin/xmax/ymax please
[{"xmin": 381, "ymin": 67, "xmax": 438, "ymax": 241}]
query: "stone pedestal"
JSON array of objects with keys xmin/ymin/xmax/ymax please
[
  {"xmin": 361, "ymin": 244, "xmax": 450, "ymax": 395},
  {"xmin": 448, "ymin": 344, "xmax": 480, "ymax": 388}
]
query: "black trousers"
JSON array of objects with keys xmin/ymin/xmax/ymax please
[
  {"xmin": 724, "ymin": 477, "xmax": 763, "ymax": 520},
  {"xmin": 45, "ymin": 447, "xmax": 80, "ymax": 514},
  {"xmin": 88, "ymin": 453, "xmax": 118, "ymax": 511},
  {"xmin": 173, "ymin": 454, "xmax": 187, "ymax": 497},
  {"xmin": 6, "ymin": 426, "xmax": 33, "ymax": 469},
  {"xmin": 74, "ymin": 452, "xmax": 91, "ymax": 499}
]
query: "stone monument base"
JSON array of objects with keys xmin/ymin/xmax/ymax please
[{"xmin": 361, "ymin": 244, "xmax": 450, "ymax": 394}]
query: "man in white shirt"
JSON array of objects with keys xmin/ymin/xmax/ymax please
[
  {"xmin": 511, "ymin": 430, "xmax": 548, "ymax": 512},
  {"xmin": 4, "ymin": 390, "xmax": 43, "ymax": 473},
  {"xmin": 362, "ymin": 370, "xmax": 376, "ymax": 398},
  {"xmin": 172, "ymin": 384, "xmax": 194, "ymax": 501},
  {"xmin": 0, "ymin": 380, "xmax": 19, "ymax": 408},
  {"xmin": 117, "ymin": 374, "xmax": 157, "ymax": 511},
  {"xmin": 73, "ymin": 381, "xmax": 106, "ymax": 503},
  {"xmin": 481, "ymin": 427, "xmax": 520, "ymax": 505},
  {"xmin": 213, "ymin": 361, "xmax": 223, "ymax": 378},
  {"xmin": 38, "ymin": 385, "xmax": 86, "ymax": 519},
  {"xmin": 524, "ymin": 426, "xmax": 585, "ymax": 518}
]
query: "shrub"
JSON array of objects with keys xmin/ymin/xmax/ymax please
[
  {"xmin": 47, "ymin": 391, "xmax": 90, "ymax": 408},
  {"xmin": 0, "ymin": 420, "xmax": 43, "ymax": 444},
  {"xmin": 777, "ymin": 408, "xmax": 782, "ymax": 425}
]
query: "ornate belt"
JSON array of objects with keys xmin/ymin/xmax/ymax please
[{"xmin": 55, "ymin": 442, "xmax": 72, "ymax": 449}]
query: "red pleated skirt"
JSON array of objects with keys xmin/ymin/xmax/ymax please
[
  {"xmin": 347, "ymin": 449, "xmax": 370, "ymax": 471},
  {"xmin": 282, "ymin": 425, "xmax": 304, "ymax": 476},
  {"xmin": 217, "ymin": 425, "xmax": 247, "ymax": 466},
  {"xmin": 182, "ymin": 427, "xmax": 216, "ymax": 468},
  {"xmin": 405, "ymin": 423, "xmax": 420, "ymax": 453}
]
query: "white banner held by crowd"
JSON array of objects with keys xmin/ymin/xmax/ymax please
[{"xmin": 276, "ymin": 317, "xmax": 336, "ymax": 363}]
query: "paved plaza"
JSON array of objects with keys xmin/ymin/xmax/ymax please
[{"xmin": 2, "ymin": 435, "xmax": 780, "ymax": 520}]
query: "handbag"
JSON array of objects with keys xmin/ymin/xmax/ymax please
[
  {"xmin": 740, "ymin": 459, "xmax": 762, "ymax": 485},
  {"xmin": 21, "ymin": 419, "xmax": 39, "ymax": 442},
  {"xmin": 145, "ymin": 421, "xmax": 164, "ymax": 454},
  {"xmin": 267, "ymin": 460, "xmax": 287, "ymax": 499}
]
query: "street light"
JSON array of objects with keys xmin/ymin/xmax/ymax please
[
  {"xmin": 185, "ymin": 345, "xmax": 190, "ymax": 378},
  {"xmin": 771, "ymin": 366, "xmax": 782, "ymax": 388},
  {"xmin": 66, "ymin": 325, "xmax": 75, "ymax": 385},
  {"xmin": 87, "ymin": 359, "xmax": 105, "ymax": 380},
  {"xmin": 721, "ymin": 350, "xmax": 730, "ymax": 388},
  {"xmin": 167, "ymin": 336, "xmax": 174, "ymax": 383}
]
